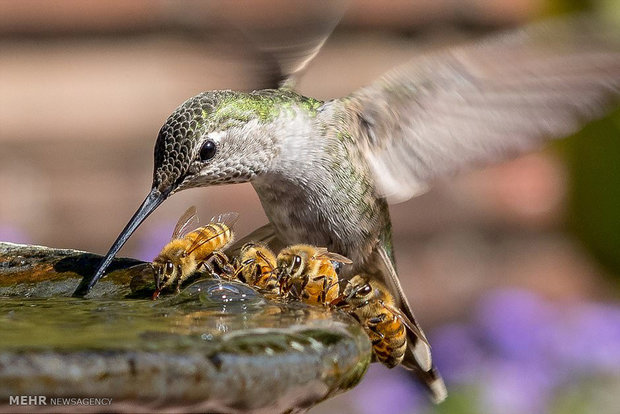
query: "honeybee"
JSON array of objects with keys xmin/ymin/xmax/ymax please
[
  {"xmin": 234, "ymin": 242, "xmax": 279, "ymax": 292},
  {"xmin": 151, "ymin": 206, "xmax": 238, "ymax": 299},
  {"xmin": 332, "ymin": 274, "xmax": 430, "ymax": 369},
  {"xmin": 277, "ymin": 244, "xmax": 352, "ymax": 306}
]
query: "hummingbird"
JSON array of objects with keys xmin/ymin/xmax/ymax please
[{"xmin": 74, "ymin": 15, "xmax": 619, "ymax": 403}]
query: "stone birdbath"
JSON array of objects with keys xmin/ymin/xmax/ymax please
[{"xmin": 0, "ymin": 242, "xmax": 372, "ymax": 413}]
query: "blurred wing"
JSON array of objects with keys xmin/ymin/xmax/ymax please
[
  {"xmin": 203, "ymin": 0, "xmax": 348, "ymax": 89},
  {"xmin": 171, "ymin": 206, "xmax": 199, "ymax": 240},
  {"xmin": 245, "ymin": 0, "xmax": 347, "ymax": 88},
  {"xmin": 344, "ymin": 15, "xmax": 620, "ymax": 203}
]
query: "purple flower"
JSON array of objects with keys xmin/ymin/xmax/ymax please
[
  {"xmin": 475, "ymin": 289, "xmax": 558, "ymax": 364},
  {"xmin": 551, "ymin": 302, "xmax": 620, "ymax": 375},
  {"xmin": 479, "ymin": 358, "xmax": 554, "ymax": 414},
  {"xmin": 431, "ymin": 323, "xmax": 484, "ymax": 384}
]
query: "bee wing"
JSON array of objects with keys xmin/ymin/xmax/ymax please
[
  {"xmin": 184, "ymin": 212, "xmax": 239, "ymax": 255},
  {"xmin": 315, "ymin": 250, "xmax": 353, "ymax": 264},
  {"xmin": 171, "ymin": 206, "xmax": 199, "ymax": 240},
  {"xmin": 225, "ymin": 222, "xmax": 285, "ymax": 258},
  {"xmin": 185, "ymin": 227, "xmax": 227, "ymax": 256},
  {"xmin": 209, "ymin": 212, "xmax": 240, "ymax": 229}
]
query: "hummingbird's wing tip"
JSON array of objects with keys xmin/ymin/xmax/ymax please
[{"xmin": 344, "ymin": 14, "xmax": 620, "ymax": 204}]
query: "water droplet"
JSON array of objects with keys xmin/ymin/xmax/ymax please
[{"xmin": 201, "ymin": 333, "xmax": 214, "ymax": 341}]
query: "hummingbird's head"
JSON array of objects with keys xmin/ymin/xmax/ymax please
[
  {"xmin": 75, "ymin": 89, "xmax": 318, "ymax": 297},
  {"xmin": 153, "ymin": 90, "xmax": 283, "ymax": 197}
]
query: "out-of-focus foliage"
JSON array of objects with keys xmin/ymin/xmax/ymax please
[
  {"xmin": 564, "ymin": 110, "xmax": 620, "ymax": 278},
  {"xmin": 548, "ymin": 0, "xmax": 620, "ymax": 279}
]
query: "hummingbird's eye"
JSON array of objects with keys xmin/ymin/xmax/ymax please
[{"xmin": 200, "ymin": 140, "xmax": 217, "ymax": 161}]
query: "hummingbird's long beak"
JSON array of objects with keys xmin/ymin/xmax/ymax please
[{"xmin": 72, "ymin": 188, "xmax": 166, "ymax": 297}]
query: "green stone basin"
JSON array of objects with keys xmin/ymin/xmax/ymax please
[{"xmin": 0, "ymin": 242, "xmax": 372, "ymax": 413}]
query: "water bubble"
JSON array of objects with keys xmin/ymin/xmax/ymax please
[{"xmin": 161, "ymin": 279, "xmax": 265, "ymax": 310}]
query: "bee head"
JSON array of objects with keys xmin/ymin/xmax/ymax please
[
  {"xmin": 277, "ymin": 245, "xmax": 313, "ymax": 279},
  {"xmin": 152, "ymin": 260, "xmax": 174, "ymax": 290},
  {"xmin": 341, "ymin": 275, "xmax": 374, "ymax": 305}
]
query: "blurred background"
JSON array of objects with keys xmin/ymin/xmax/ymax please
[{"xmin": 1, "ymin": 0, "xmax": 619, "ymax": 413}]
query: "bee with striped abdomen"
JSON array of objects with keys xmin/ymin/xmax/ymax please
[
  {"xmin": 332, "ymin": 274, "xmax": 429, "ymax": 367},
  {"xmin": 152, "ymin": 206, "xmax": 238, "ymax": 298},
  {"xmin": 332, "ymin": 274, "xmax": 446, "ymax": 402},
  {"xmin": 277, "ymin": 244, "xmax": 352, "ymax": 306},
  {"xmin": 234, "ymin": 242, "xmax": 279, "ymax": 292}
]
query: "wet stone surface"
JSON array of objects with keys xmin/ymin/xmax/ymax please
[{"xmin": 0, "ymin": 242, "xmax": 372, "ymax": 413}]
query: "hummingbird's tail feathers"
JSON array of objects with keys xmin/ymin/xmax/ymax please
[
  {"xmin": 375, "ymin": 244, "xmax": 430, "ymax": 345},
  {"xmin": 375, "ymin": 244, "xmax": 446, "ymax": 401},
  {"xmin": 345, "ymin": 14, "xmax": 620, "ymax": 204},
  {"xmin": 406, "ymin": 364, "xmax": 448, "ymax": 404}
]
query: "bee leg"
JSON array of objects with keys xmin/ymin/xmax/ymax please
[
  {"xmin": 249, "ymin": 263, "xmax": 262, "ymax": 286},
  {"xmin": 310, "ymin": 275, "xmax": 327, "ymax": 303},
  {"xmin": 290, "ymin": 275, "xmax": 309, "ymax": 301},
  {"xmin": 212, "ymin": 251, "xmax": 235, "ymax": 279},
  {"xmin": 367, "ymin": 323, "xmax": 386, "ymax": 343},
  {"xmin": 366, "ymin": 314, "xmax": 386, "ymax": 341},
  {"xmin": 278, "ymin": 272, "xmax": 286, "ymax": 294},
  {"xmin": 170, "ymin": 276, "xmax": 182, "ymax": 294},
  {"xmin": 300, "ymin": 274, "xmax": 310, "ymax": 291},
  {"xmin": 348, "ymin": 311, "xmax": 362, "ymax": 324},
  {"xmin": 289, "ymin": 283, "xmax": 300, "ymax": 300},
  {"xmin": 201, "ymin": 259, "xmax": 220, "ymax": 279},
  {"xmin": 265, "ymin": 272, "xmax": 279, "ymax": 292},
  {"xmin": 299, "ymin": 275, "xmax": 312, "ymax": 302},
  {"xmin": 369, "ymin": 313, "xmax": 387, "ymax": 325},
  {"xmin": 233, "ymin": 265, "xmax": 246, "ymax": 283},
  {"xmin": 320, "ymin": 280, "xmax": 329, "ymax": 304}
]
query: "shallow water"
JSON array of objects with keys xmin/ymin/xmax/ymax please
[
  {"xmin": 0, "ymin": 259, "xmax": 371, "ymax": 413},
  {"xmin": 0, "ymin": 279, "xmax": 345, "ymax": 352}
]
